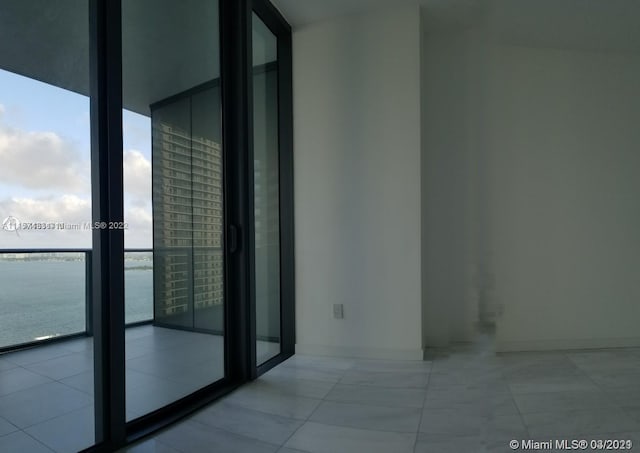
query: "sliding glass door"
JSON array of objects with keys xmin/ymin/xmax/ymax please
[
  {"xmin": 122, "ymin": 0, "xmax": 226, "ymax": 421},
  {"xmin": 1, "ymin": 0, "xmax": 292, "ymax": 450}
]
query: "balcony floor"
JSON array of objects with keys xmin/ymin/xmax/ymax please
[{"xmin": 0, "ymin": 325, "xmax": 280, "ymax": 452}]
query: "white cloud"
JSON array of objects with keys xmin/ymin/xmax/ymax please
[
  {"xmin": 0, "ymin": 105, "xmax": 154, "ymax": 248},
  {"xmin": 0, "ymin": 195, "xmax": 153, "ymax": 249},
  {"xmin": 0, "ymin": 195, "xmax": 92, "ymax": 248},
  {"xmin": 123, "ymin": 113, "xmax": 152, "ymax": 150},
  {"xmin": 124, "ymin": 149, "xmax": 151, "ymax": 202},
  {"xmin": 124, "ymin": 206, "xmax": 153, "ymax": 248},
  {"xmin": 0, "ymin": 121, "xmax": 89, "ymax": 192},
  {"xmin": 122, "ymin": 146, "xmax": 152, "ymax": 245},
  {"xmin": 127, "ymin": 206, "xmax": 152, "ymax": 226},
  {"xmin": 1, "ymin": 194, "xmax": 90, "ymax": 223}
]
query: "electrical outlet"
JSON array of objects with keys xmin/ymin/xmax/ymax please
[{"xmin": 333, "ymin": 304, "xmax": 344, "ymax": 319}]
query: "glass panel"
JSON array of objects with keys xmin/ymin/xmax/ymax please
[
  {"xmin": 122, "ymin": 0, "xmax": 224, "ymax": 421},
  {"xmin": 0, "ymin": 252, "xmax": 86, "ymax": 348},
  {"xmin": 252, "ymin": 14, "xmax": 281, "ymax": 365},
  {"xmin": 0, "ymin": 1, "xmax": 94, "ymax": 450},
  {"xmin": 125, "ymin": 250, "xmax": 153, "ymax": 324},
  {"xmin": 123, "ymin": 108, "xmax": 154, "ymax": 325}
]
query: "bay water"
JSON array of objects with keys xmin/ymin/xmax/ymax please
[{"xmin": 0, "ymin": 253, "xmax": 153, "ymax": 348}]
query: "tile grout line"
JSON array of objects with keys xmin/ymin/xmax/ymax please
[
  {"xmin": 0, "ymin": 416, "xmax": 20, "ymax": 438},
  {"xmin": 275, "ymin": 357, "xmax": 352, "ymax": 451},
  {"xmin": 183, "ymin": 358, "xmax": 346, "ymax": 451},
  {"xmin": 18, "ymin": 401, "xmax": 94, "ymax": 452},
  {"xmin": 567, "ymin": 351, "xmax": 640, "ymax": 432},
  {"xmin": 506, "ymin": 353, "xmax": 542, "ymax": 442},
  {"xmin": 507, "ymin": 350, "xmax": 640, "ymax": 440},
  {"xmin": 412, "ymin": 357, "xmax": 432, "ymax": 453},
  {"xmin": 567, "ymin": 351, "xmax": 630, "ymax": 413},
  {"xmin": 16, "ymin": 428, "xmax": 57, "ymax": 452},
  {"xmin": 185, "ymin": 417, "xmax": 284, "ymax": 450}
]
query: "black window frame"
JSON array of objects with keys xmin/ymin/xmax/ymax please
[{"xmin": 84, "ymin": 0, "xmax": 294, "ymax": 451}]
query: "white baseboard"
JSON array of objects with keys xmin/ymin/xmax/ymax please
[
  {"xmin": 496, "ymin": 337, "xmax": 640, "ymax": 352},
  {"xmin": 295, "ymin": 343, "xmax": 425, "ymax": 361}
]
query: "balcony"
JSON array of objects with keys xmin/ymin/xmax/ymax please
[{"xmin": 0, "ymin": 249, "xmax": 224, "ymax": 452}]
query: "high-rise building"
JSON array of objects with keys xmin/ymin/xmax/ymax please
[{"xmin": 152, "ymin": 100, "xmax": 224, "ymax": 329}]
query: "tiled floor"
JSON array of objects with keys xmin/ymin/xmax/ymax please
[
  {"xmin": 0, "ymin": 325, "xmax": 279, "ymax": 453},
  {"xmin": 122, "ymin": 335, "xmax": 640, "ymax": 453},
  {"xmin": 3, "ymin": 330, "xmax": 640, "ymax": 452}
]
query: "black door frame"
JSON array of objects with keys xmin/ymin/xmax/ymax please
[
  {"xmin": 85, "ymin": 0, "xmax": 293, "ymax": 451},
  {"xmin": 251, "ymin": 0, "xmax": 295, "ymax": 378}
]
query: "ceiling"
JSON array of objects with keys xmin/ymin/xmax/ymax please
[
  {"xmin": 0, "ymin": 0, "xmax": 89, "ymax": 96},
  {"xmin": 1, "ymin": 0, "xmax": 639, "ymax": 114},
  {"xmin": 483, "ymin": 0, "xmax": 640, "ymax": 53},
  {"xmin": 0, "ymin": 0, "xmax": 276, "ymax": 117},
  {"xmin": 273, "ymin": 0, "xmax": 640, "ymax": 52},
  {"xmin": 270, "ymin": 0, "xmax": 492, "ymax": 29},
  {"xmin": 271, "ymin": 0, "xmax": 417, "ymax": 28}
]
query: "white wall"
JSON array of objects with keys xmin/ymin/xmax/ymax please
[
  {"xmin": 293, "ymin": 6, "xmax": 423, "ymax": 359},
  {"xmin": 486, "ymin": 45, "xmax": 640, "ymax": 351},
  {"xmin": 291, "ymin": 0, "xmax": 640, "ymax": 356},
  {"xmin": 421, "ymin": 1, "xmax": 640, "ymax": 351},
  {"xmin": 421, "ymin": 26, "xmax": 480, "ymax": 348}
]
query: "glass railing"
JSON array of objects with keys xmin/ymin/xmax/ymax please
[{"xmin": 0, "ymin": 249, "xmax": 153, "ymax": 350}]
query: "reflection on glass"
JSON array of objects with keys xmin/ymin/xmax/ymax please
[
  {"xmin": 192, "ymin": 87, "xmax": 225, "ymax": 332},
  {"xmin": 122, "ymin": 0, "xmax": 224, "ymax": 421},
  {"xmin": 253, "ymin": 14, "xmax": 281, "ymax": 364},
  {"xmin": 152, "ymin": 87, "xmax": 224, "ymax": 333},
  {"xmin": 152, "ymin": 97, "xmax": 192, "ymax": 328}
]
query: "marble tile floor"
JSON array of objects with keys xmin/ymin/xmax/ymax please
[
  {"xmin": 2, "ymin": 328, "xmax": 640, "ymax": 452},
  {"xmin": 122, "ymin": 337, "xmax": 640, "ymax": 453}
]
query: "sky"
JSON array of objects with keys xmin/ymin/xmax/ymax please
[{"xmin": 0, "ymin": 69, "xmax": 152, "ymax": 249}]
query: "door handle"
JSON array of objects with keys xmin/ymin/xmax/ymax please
[{"xmin": 228, "ymin": 224, "xmax": 240, "ymax": 254}]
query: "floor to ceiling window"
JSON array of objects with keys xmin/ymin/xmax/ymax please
[
  {"xmin": 0, "ymin": 0, "xmax": 292, "ymax": 451},
  {"xmin": 0, "ymin": 1, "xmax": 96, "ymax": 451}
]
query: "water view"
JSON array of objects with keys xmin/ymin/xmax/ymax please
[{"xmin": 0, "ymin": 252, "xmax": 153, "ymax": 348}]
